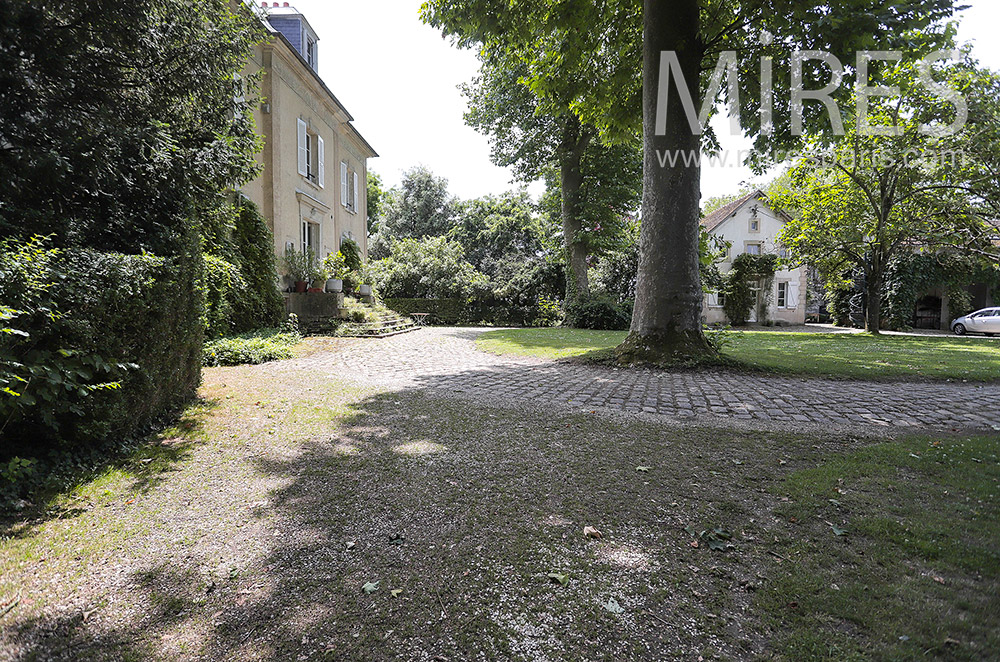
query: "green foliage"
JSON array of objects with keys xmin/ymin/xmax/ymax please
[
  {"xmin": 201, "ymin": 200, "xmax": 284, "ymax": 337},
  {"xmin": 370, "ymin": 166, "xmax": 456, "ymax": 258},
  {"xmin": 883, "ymin": 252, "xmax": 1000, "ymax": 329},
  {"xmin": 202, "ymin": 329, "xmax": 300, "ymax": 367},
  {"xmin": 202, "ymin": 254, "xmax": 246, "ymax": 339},
  {"xmin": 340, "ymin": 237, "xmax": 363, "ymax": 272},
  {"xmin": 564, "ymin": 294, "xmax": 632, "ymax": 331},
  {"xmin": 0, "ymin": 238, "xmax": 134, "ymax": 445},
  {"xmin": 0, "ymin": 0, "xmax": 264, "ymax": 256},
  {"xmin": 722, "ymin": 254, "xmax": 779, "ymax": 326},
  {"xmin": 774, "ymin": 54, "xmax": 1000, "ymax": 332},
  {"xmin": 231, "ymin": 200, "xmax": 284, "ymax": 330},
  {"xmin": 1, "ymin": 240, "xmax": 202, "ymax": 462},
  {"xmin": 368, "ymin": 237, "xmax": 488, "ymax": 301},
  {"xmin": 281, "ymin": 246, "xmax": 318, "ymax": 283},
  {"xmin": 366, "ymin": 170, "xmax": 386, "ymax": 235}
]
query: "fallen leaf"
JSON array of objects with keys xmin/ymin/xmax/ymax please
[
  {"xmin": 603, "ymin": 597, "xmax": 625, "ymax": 614},
  {"xmin": 345, "ymin": 541, "xmax": 356, "ymax": 550},
  {"xmin": 944, "ymin": 637, "xmax": 960, "ymax": 646},
  {"xmin": 583, "ymin": 526, "xmax": 602, "ymax": 539},
  {"xmin": 546, "ymin": 572, "xmax": 570, "ymax": 586},
  {"xmin": 362, "ymin": 581, "xmax": 380, "ymax": 594},
  {"xmin": 635, "ymin": 466, "xmax": 651, "ymax": 473},
  {"xmin": 831, "ymin": 524, "xmax": 848, "ymax": 537},
  {"xmin": 390, "ymin": 589, "xmax": 403, "ymax": 598},
  {"xmin": 689, "ymin": 540, "xmax": 699, "ymax": 548}
]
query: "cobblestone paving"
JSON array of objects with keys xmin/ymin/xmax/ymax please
[{"xmin": 287, "ymin": 328, "xmax": 1000, "ymax": 431}]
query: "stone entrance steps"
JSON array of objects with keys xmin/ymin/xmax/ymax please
[{"xmin": 335, "ymin": 315, "xmax": 421, "ymax": 338}]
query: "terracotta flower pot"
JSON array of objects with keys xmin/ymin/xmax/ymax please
[{"xmin": 294, "ymin": 281, "xmax": 308, "ymax": 293}]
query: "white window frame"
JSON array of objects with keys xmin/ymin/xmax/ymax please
[
  {"xmin": 296, "ymin": 118, "xmax": 308, "ymax": 177},
  {"xmin": 341, "ymin": 161, "xmax": 357, "ymax": 213},
  {"xmin": 301, "ymin": 220, "xmax": 320, "ymax": 257},
  {"xmin": 777, "ymin": 281, "xmax": 788, "ymax": 308},
  {"xmin": 745, "ymin": 242, "xmax": 762, "ymax": 256}
]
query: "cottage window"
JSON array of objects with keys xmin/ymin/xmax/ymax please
[
  {"xmin": 777, "ymin": 281, "xmax": 788, "ymax": 308},
  {"xmin": 745, "ymin": 242, "xmax": 761, "ymax": 255},
  {"xmin": 749, "ymin": 219, "xmax": 760, "ymax": 232}
]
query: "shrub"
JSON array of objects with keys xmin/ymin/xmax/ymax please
[
  {"xmin": 202, "ymin": 328, "xmax": 300, "ymax": 367},
  {"xmin": 565, "ymin": 294, "xmax": 632, "ymax": 330},
  {"xmin": 1, "ymin": 239, "xmax": 202, "ymax": 462},
  {"xmin": 722, "ymin": 253, "xmax": 778, "ymax": 326},
  {"xmin": 230, "ymin": 200, "xmax": 284, "ymax": 331},
  {"xmin": 203, "ymin": 254, "xmax": 246, "ymax": 338},
  {"xmin": 368, "ymin": 236, "xmax": 489, "ymax": 300}
]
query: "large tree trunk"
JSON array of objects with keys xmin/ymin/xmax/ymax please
[
  {"xmin": 560, "ymin": 116, "xmax": 592, "ymax": 302},
  {"xmin": 865, "ymin": 268, "xmax": 882, "ymax": 335},
  {"xmin": 616, "ymin": 0, "xmax": 715, "ymax": 363}
]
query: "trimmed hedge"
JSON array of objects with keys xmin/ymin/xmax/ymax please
[
  {"xmin": 1, "ymin": 246, "xmax": 202, "ymax": 461},
  {"xmin": 383, "ymin": 297, "xmax": 560, "ymax": 327}
]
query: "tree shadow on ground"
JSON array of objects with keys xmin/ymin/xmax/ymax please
[
  {"xmin": 3, "ymin": 355, "xmax": 872, "ymax": 661},
  {"xmin": 0, "ymin": 397, "xmax": 219, "ymax": 541}
]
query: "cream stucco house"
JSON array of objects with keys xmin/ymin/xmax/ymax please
[
  {"xmin": 239, "ymin": 2, "xmax": 377, "ymax": 287},
  {"xmin": 701, "ymin": 190, "xmax": 807, "ymax": 325}
]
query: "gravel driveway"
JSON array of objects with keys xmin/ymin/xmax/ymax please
[{"xmin": 286, "ymin": 327, "xmax": 1000, "ymax": 432}]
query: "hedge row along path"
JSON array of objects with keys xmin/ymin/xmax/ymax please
[{"xmin": 289, "ymin": 327, "xmax": 1000, "ymax": 431}]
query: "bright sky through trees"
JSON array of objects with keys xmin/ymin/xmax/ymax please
[{"xmin": 298, "ymin": 0, "xmax": 1000, "ymax": 201}]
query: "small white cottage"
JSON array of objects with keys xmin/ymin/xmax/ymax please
[{"xmin": 701, "ymin": 190, "xmax": 807, "ymax": 326}]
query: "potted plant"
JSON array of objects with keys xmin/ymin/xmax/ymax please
[
  {"xmin": 310, "ymin": 263, "xmax": 329, "ymax": 292},
  {"xmin": 281, "ymin": 246, "xmax": 314, "ymax": 293},
  {"xmin": 323, "ymin": 251, "xmax": 346, "ymax": 293},
  {"xmin": 357, "ymin": 263, "xmax": 374, "ymax": 297}
]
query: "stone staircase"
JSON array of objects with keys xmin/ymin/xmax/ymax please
[{"xmin": 335, "ymin": 312, "xmax": 421, "ymax": 338}]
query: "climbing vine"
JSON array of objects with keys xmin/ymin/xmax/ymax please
[
  {"xmin": 722, "ymin": 253, "xmax": 779, "ymax": 326},
  {"xmin": 883, "ymin": 253, "xmax": 1000, "ymax": 330}
]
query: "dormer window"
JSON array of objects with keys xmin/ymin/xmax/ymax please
[{"xmin": 306, "ymin": 36, "xmax": 316, "ymax": 70}]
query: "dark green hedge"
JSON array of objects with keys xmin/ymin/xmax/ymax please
[
  {"xmin": 1, "ymin": 248, "xmax": 202, "ymax": 460},
  {"xmin": 383, "ymin": 297, "xmax": 560, "ymax": 327}
]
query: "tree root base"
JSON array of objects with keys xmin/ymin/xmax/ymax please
[{"xmin": 613, "ymin": 329, "xmax": 724, "ymax": 369}]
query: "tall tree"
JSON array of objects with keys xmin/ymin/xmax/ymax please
[
  {"xmin": 425, "ymin": 6, "xmax": 642, "ymax": 302},
  {"xmin": 423, "ymin": 0, "xmax": 960, "ymax": 362},
  {"xmin": 0, "ymin": 0, "xmax": 263, "ymax": 255},
  {"xmin": 774, "ymin": 56, "xmax": 1000, "ymax": 333},
  {"xmin": 369, "ymin": 166, "xmax": 456, "ymax": 258}
]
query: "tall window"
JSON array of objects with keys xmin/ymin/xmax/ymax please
[
  {"xmin": 341, "ymin": 161, "xmax": 358, "ymax": 213},
  {"xmin": 777, "ymin": 281, "xmax": 788, "ymax": 308},
  {"xmin": 297, "ymin": 119, "xmax": 324, "ymax": 188},
  {"xmin": 301, "ymin": 221, "xmax": 319, "ymax": 255}
]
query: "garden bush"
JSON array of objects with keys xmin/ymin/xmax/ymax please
[
  {"xmin": 202, "ymin": 328, "xmax": 300, "ymax": 367},
  {"xmin": 1, "ymin": 239, "xmax": 202, "ymax": 465},
  {"xmin": 564, "ymin": 294, "xmax": 633, "ymax": 330}
]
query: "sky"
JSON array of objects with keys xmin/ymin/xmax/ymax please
[{"xmin": 290, "ymin": 0, "xmax": 1000, "ymax": 203}]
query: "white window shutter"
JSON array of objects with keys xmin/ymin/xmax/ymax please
[
  {"xmin": 297, "ymin": 119, "xmax": 308, "ymax": 177},
  {"xmin": 353, "ymin": 172, "xmax": 359, "ymax": 212},
  {"xmin": 317, "ymin": 136, "xmax": 325, "ymax": 188},
  {"xmin": 340, "ymin": 162, "xmax": 348, "ymax": 207},
  {"xmin": 788, "ymin": 280, "xmax": 800, "ymax": 308}
]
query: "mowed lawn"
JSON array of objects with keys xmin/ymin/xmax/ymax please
[
  {"xmin": 1, "ymin": 356, "xmax": 998, "ymax": 661},
  {"xmin": 476, "ymin": 328, "xmax": 1000, "ymax": 381}
]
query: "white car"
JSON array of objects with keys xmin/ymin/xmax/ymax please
[{"xmin": 951, "ymin": 307, "xmax": 1000, "ymax": 336}]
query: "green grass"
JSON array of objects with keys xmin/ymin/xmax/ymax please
[
  {"xmin": 476, "ymin": 328, "xmax": 1000, "ymax": 381},
  {"xmin": 762, "ymin": 433, "xmax": 1000, "ymax": 660}
]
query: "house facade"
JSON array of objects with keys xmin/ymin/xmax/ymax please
[
  {"xmin": 239, "ymin": 2, "xmax": 377, "ymax": 287},
  {"xmin": 701, "ymin": 191, "xmax": 807, "ymax": 326}
]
